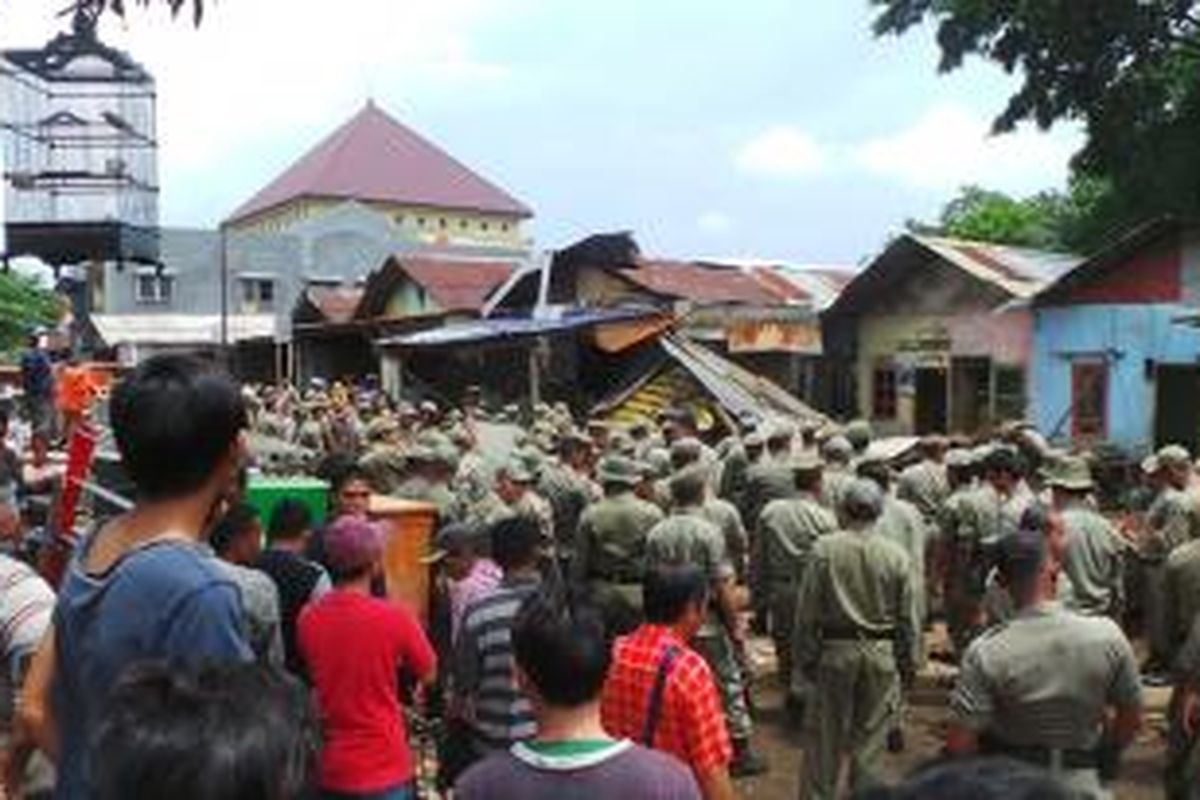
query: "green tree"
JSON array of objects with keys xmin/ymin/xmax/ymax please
[
  {"xmin": 912, "ymin": 178, "xmax": 1116, "ymax": 252},
  {"xmin": 873, "ymin": 0, "xmax": 1200, "ymax": 249},
  {"xmin": 0, "ymin": 271, "xmax": 60, "ymax": 355}
]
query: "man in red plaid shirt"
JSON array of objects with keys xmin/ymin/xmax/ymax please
[{"xmin": 602, "ymin": 565, "xmax": 735, "ymax": 800}]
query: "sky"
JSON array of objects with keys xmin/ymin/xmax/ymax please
[{"xmin": 0, "ymin": 0, "xmax": 1085, "ymax": 267}]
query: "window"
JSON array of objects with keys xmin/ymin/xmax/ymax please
[
  {"xmin": 135, "ymin": 272, "xmax": 172, "ymax": 304},
  {"xmin": 439, "ymin": 218, "xmax": 447, "ymax": 229},
  {"xmin": 1072, "ymin": 361, "xmax": 1108, "ymax": 440},
  {"xmin": 481, "ymin": 221, "xmax": 490, "ymax": 231},
  {"xmin": 994, "ymin": 365, "xmax": 1026, "ymax": 422},
  {"xmin": 417, "ymin": 217, "xmax": 426, "ymax": 227},
  {"xmin": 240, "ymin": 277, "xmax": 275, "ymax": 311},
  {"xmin": 872, "ymin": 363, "xmax": 898, "ymax": 420},
  {"xmin": 501, "ymin": 222, "xmax": 510, "ymax": 232},
  {"xmin": 459, "ymin": 219, "xmax": 468, "ymax": 230}
]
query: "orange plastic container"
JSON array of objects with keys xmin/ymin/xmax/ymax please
[{"xmin": 369, "ymin": 495, "xmax": 438, "ymax": 624}]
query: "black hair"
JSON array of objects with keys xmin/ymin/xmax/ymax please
[
  {"xmin": 853, "ymin": 756, "xmax": 1071, "ymax": 800},
  {"xmin": 109, "ymin": 355, "xmax": 247, "ymax": 501},
  {"xmin": 513, "ymin": 592, "xmax": 611, "ymax": 707},
  {"xmin": 985, "ymin": 448, "xmax": 1024, "ymax": 480},
  {"xmin": 856, "ymin": 461, "xmax": 892, "ymax": 491},
  {"xmin": 996, "ymin": 506, "xmax": 1052, "ymax": 600},
  {"xmin": 210, "ymin": 502, "xmax": 260, "ymax": 556},
  {"xmin": 267, "ymin": 498, "xmax": 313, "ymax": 543},
  {"xmin": 643, "ymin": 564, "xmax": 709, "ymax": 625},
  {"xmin": 91, "ymin": 661, "xmax": 317, "ymax": 800},
  {"xmin": 669, "ymin": 470, "xmax": 706, "ymax": 507},
  {"xmin": 490, "ymin": 515, "xmax": 542, "ymax": 571},
  {"xmin": 795, "ymin": 467, "xmax": 823, "ymax": 493}
]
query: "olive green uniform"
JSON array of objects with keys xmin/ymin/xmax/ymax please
[
  {"xmin": 897, "ymin": 459, "xmax": 949, "ymax": 525},
  {"xmin": 952, "ymin": 603, "xmax": 1142, "ymax": 799},
  {"xmin": 645, "ymin": 509, "xmax": 754, "ymax": 743},
  {"xmin": 947, "ymin": 482, "xmax": 1033, "ymax": 651},
  {"xmin": 820, "ymin": 467, "xmax": 854, "ymax": 516},
  {"xmin": 1145, "ymin": 489, "xmax": 1200, "ymax": 667},
  {"xmin": 756, "ymin": 492, "xmax": 837, "ymax": 690},
  {"xmin": 574, "ymin": 490, "xmax": 664, "ymax": 618},
  {"xmin": 1166, "ymin": 608, "xmax": 1200, "ymax": 799},
  {"xmin": 741, "ymin": 456, "xmax": 796, "ymax": 540},
  {"xmin": 1059, "ymin": 500, "xmax": 1128, "ymax": 617},
  {"xmin": 877, "ymin": 495, "xmax": 930, "ymax": 630},
  {"xmin": 793, "ymin": 526, "xmax": 918, "ymax": 800}
]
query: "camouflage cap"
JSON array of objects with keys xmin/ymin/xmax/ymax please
[
  {"xmin": 765, "ymin": 419, "xmax": 797, "ymax": 443},
  {"xmin": 500, "ymin": 457, "xmax": 536, "ymax": 483},
  {"xmin": 597, "ymin": 454, "xmax": 642, "ymax": 486},
  {"xmin": 844, "ymin": 419, "xmax": 873, "ymax": 449},
  {"xmin": 789, "ymin": 451, "xmax": 824, "ymax": 473},
  {"xmin": 669, "ymin": 437, "xmax": 705, "ymax": 467},
  {"xmin": 821, "ymin": 435, "xmax": 854, "ymax": 461},
  {"xmin": 945, "ymin": 449, "xmax": 975, "ymax": 469},
  {"xmin": 1043, "ymin": 455, "xmax": 1094, "ymax": 492},
  {"xmin": 1158, "ymin": 444, "xmax": 1192, "ymax": 470}
]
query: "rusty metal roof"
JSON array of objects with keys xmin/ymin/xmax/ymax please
[
  {"xmin": 618, "ymin": 259, "xmax": 783, "ymax": 305},
  {"xmin": 300, "ymin": 286, "xmax": 364, "ymax": 324},
  {"xmin": 227, "ymin": 101, "xmax": 533, "ymax": 224}
]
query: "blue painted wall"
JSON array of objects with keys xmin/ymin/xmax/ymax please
[{"xmin": 1033, "ymin": 304, "xmax": 1200, "ymax": 453}]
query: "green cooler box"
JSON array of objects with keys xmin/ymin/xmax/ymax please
[{"xmin": 246, "ymin": 476, "xmax": 329, "ymax": 529}]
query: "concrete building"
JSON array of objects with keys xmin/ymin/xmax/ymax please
[
  {"xmin": 823, "ymin": 234, "xmax": 1078, "ymax": 435},
  {"xmin": 1032, "ymin": 219, "xmax": 1200, "ymax": 455},
  {"xmin": 89, "ymin": 101, "xmax": 533, "ymax": 368}
]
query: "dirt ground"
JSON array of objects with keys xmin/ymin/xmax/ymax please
[{"xmin": 735, "ymin": 629, "xmax": 1168, "ymax": 799}]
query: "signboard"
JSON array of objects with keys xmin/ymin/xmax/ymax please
[{"xmin": 726, "ymin": 321, "xmax": 821, "ymax": 354}]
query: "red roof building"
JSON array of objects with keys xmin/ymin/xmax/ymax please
[
  {"xmin": 227, "ymin": 102, "xmax": 532, "ymax": 228},
  {"xmin": 617, "ymin": 259, "xmax": 783, "ymax": 306},
  {"xmin": 357, "ymin": 255, "xmax": 516, "ymax": 319}
]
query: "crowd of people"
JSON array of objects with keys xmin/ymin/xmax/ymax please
[{"xmin": 3, "ymin": 352, "xmax": 1200, "ymax": 799}]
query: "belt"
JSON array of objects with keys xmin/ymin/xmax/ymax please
[
  {"xmin": 984, "ymin": 740, "xmax": 1099, "ymax": 770},
  {"xmin": 821, "ymin": 626, "xmax": 894, "ymax": 641}
]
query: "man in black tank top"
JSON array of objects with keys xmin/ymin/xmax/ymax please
[{"xmin": 257, "ymin": 498, "xmax": 331, "ymax": 676}]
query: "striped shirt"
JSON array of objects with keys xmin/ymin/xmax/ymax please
[
  {"xmin": 0, "ymin": 554, "xmax": 54, "ymax": 725},
  {"xmin": 454, "ymin": 573, "xmax": 541, "ymax": 750}
]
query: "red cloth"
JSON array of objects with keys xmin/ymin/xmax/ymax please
[
  {"xmin": 299, "ymin": 589, "xmax": 436, "ymax": 793},
  {"xmin": 600, "ymin": 624, "xmax": 732, "ymax": 777}
]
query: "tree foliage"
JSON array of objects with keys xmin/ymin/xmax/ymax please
[
  {"xmin": 0, "ymin": 271, "xmax": 60, "ymax": 355},
  {"xmin": 911, "ymin": 178, "xmax": 1123, "ymax": 253},
  {"xmin": 79, "ymin": 0, "xmax": 203, "ymax": 26},
  {"xmin": 873, "ymin": 0, "xmax": 1200, "ymax": 249}
]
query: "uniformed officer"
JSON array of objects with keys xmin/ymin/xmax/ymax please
[
  {"xmin": 858, "ymin": 457, "xmax": 930, "ymax": 629},
  {"xmin": 819, "ymin": 435, "xmax": 855, "ymax": 513},
  {"xmin": 939, "ymin": 448, "xmax": 980, "ymax": 656},
  {"xmin": 897, "ymin": 436, "xmax": 950, "ymax": 526},
  {"xmin": 741, "ymin": 421, "xmax": 797, "ymax": 536},
  {"xmin": 947, "ymin": 507, "xmax": 1143, "ymax": 800},
  {"xmin": 793, "ymin": 479, "xmax": 918, "ymax": 800},
  {"xmin": 573, "ymin": 454, "xmax": 663, "ymax": 631},
  {"xmin": 671, "ymin": 437, "xmax": 750, "ymax": 583},
  {"xmin": 1144, "ymin": 445, "xmax": 1200, "ymax": 675},
  {"xmin": 754, "ymin": 451, "xmax": 837, "ymax": 720},
  {"xmin": 495, "ymin": 458, "xmax": 555, "ymax": 547},
  {"xmin": 1047, "ymin": 456, "xmax": 1127, "ymax": 618},
  {"xmin": 844, "ymin": 419, "xmax": 873, "ymax": 461},
  {"xmin": 950, "ymin": 446, "xmax": 1034, "ymax": 642},
  {"xmin": 538, "ymin": 430, "xmax": 597, "ymax": 574},
  {"xmin": 645, "ymin": 464, "xmax": 767, "ymax": 777},
  {"xmin": 1165, "ymin": 612, "xmax": 1200, "ymax": 799}
]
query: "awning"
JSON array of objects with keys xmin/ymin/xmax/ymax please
[
  {"xmin": 376, "ymin": 307, "xmax": 660, "ymax": 349},
  {"xmin": 90, "ymin": 314, "xmax": 277, "ymax": 347}
]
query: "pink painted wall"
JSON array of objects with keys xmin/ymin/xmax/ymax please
[{"xmin": 947, "ymin": 307, "xmax": 1032, "ymax": 362}]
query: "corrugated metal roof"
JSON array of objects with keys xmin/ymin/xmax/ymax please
[
  {"xmin": 302, "ymin": 286, "xmax": 364, "ymax": 324},
  {"xmin": 400, "ymin": 257, "xmax": 514, "ymax": 312},
  {"xmin": 915, "ymin": 236, "xmax": 1080, "ymax": 300},
  {"xmin": 91, "ymin": 314, "xmax": 276, "ymax": 346},
  {"xmin": 227, "ymin": 102, "xmax": 533, "ymax": 224},
  {"xmin": 619, "ymin": 259, "xmax": 782, "ymax": 305},
  {"xmin": 377, "ymin": 307, "xmax": 656, "ymax": 348},
  {"xmin": 594, "ymin": 333, "xmax": 826, "ymax": 426}
]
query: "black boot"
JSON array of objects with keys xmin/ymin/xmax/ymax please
[
  {"xmin": 730, "ymin": 737, "xmax": 769, "ymax": 778},
  {"xmin": 785, "ymin": 694, "xmax": 806, "ymax": 731}
]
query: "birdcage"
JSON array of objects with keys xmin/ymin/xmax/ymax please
[{"xmin": 1, "ymin": 6, "xmax": 159, "ymax": 267}]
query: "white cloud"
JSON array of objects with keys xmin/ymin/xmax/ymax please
[
  {"xmin": 0, "ymin": 0, "xmax": 521, "ymax": 221},
  {"xmin": 697, "ymin": 211, "xmax": 733, "ymax": 235},
  {"xmin": 852, "ymin": 104, "xmax": 1080, "ymax": 192},
  {"xmin": 735, "ymin": 126, "xmax": 828, "ymax": 178}
]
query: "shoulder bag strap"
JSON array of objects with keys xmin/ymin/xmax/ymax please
[{"xmin": 641, "ymin": 644, "xmax": 683, "ymax": 747}]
